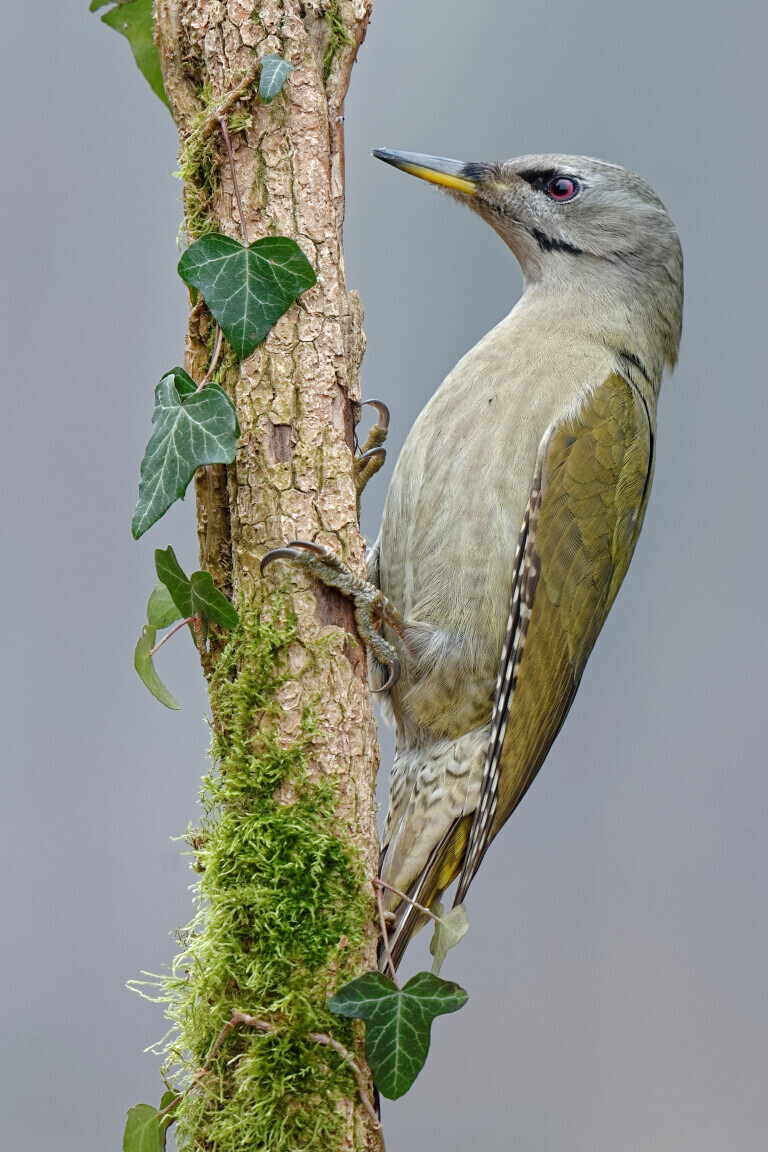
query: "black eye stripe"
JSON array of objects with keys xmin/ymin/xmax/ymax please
[
  {"xmin": 518, "ymin": 169, "xmax": 581, "ymax": 199},
  {"xmin": 517, "ymin": 168, "xmax": 559, "ymax": 192}
]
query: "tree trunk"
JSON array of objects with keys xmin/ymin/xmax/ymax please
[{"xmin": 153, "ymin": 3, "xmax": 382, "ymax": 1149}]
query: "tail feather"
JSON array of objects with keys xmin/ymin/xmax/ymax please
[{"xmin": 377, "ymin": 814, "xmax": 472, "ymax": 970}]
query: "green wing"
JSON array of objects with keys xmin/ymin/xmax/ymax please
[{"xmin": 455, "ymin": 371, "xmax": 654, "ymax": 901}]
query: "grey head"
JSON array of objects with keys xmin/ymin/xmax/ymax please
[{"xmin": 373, "ymin": 149, "xmax": 683, "ymax": 375}]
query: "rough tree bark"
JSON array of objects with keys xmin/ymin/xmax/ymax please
[{"xmin": 153, "ymin": 3, "xmax": 383, "ymax": 1150}]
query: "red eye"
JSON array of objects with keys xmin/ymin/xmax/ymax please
[{"xmin": 547, "ymin": 176, "xmax": 579, "ymax": 201}]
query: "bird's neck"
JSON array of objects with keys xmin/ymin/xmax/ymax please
[{"xmin": 518, "ymin": 259, "xmax": 670, "ymax": 394}]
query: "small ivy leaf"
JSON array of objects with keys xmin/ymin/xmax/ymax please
[
  {"xmin": 132, "ymin": 367, "xmax": 239, "ymax": 539},
  {"xmin": 158, "ymin": 1091, "xmax": 179, "ymax": 1146},
  {"xmin": 134, "ymin": 626, "xmax": 181, "ymax": 710},
  {"xmin": 154, "ymin": 547, "xmax": 193, "ymax": 619},
  {"xmin": 94, "ymin": 1, "xmax": 171, "ymax": 111},
  {"xmin": 429, "ymin": 902, "xmax": 469, "ymax": 976},
  {"xmin": 158, "ymin": 1090, "xmax": 178, "ymax": 1112},
  {"xmin": 177, "ymin": 235, "xmax": 316, "ymax": 359},
  {"xmin": 328, "ymin": 970, "xmax": 468, "ymax": 1099},
  {"xmin": 147, "ymin": 581, "xmax": 181, "ymax": 629},
  {"xmin": 123, "ymin": 1103, "xmax": 163, "ymax": 1152},
  {"xmin": 259, "ymin": 54, "xmax": 295, "ymax": 103},
  {"xmin": 189, "ymin": 571, "xmax": 239, "ymax": 630}
]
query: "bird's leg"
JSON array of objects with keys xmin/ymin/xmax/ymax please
[
  {"xmin": 261, "ymin": 538, "xmax": 404, "ymax": 690},
  {"xmin": 354, "ymin": 400, "xmax": 389, "ymax": 499}
]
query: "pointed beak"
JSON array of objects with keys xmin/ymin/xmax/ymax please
[{"xmin": 372, "ymin": 149, "xmax": 480, "ymax": 196}]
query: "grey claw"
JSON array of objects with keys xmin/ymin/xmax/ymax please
[
  {"xmin": 357, "ymin": 447, "xmax": 386, "ymax": 466},
  {"xmin": 362, "ymin": 399, "xmax": 390, "ymax": 431},
  {"xmin": 286, "ymin": 539, "xmax": 329, "ymax": 557},
  {"xmin": 260, "ymin": 547, "xmax": 300, "ymax": 575},
  {"xmin": 373, "ymin": 658, "xmax": 400, "ymax": 693}
]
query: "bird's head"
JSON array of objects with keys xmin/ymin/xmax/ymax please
[{"xmin": 373, "ymin": 149, "xmax": 683, "ymax": 374}]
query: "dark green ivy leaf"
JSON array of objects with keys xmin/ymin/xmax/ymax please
[
  {"xmin": 177, "ymin": 234, "xmax": 316, "ymax": 359},
  {"xmin": 92, "ymin": 0, "xmax": 171, "ymax": 111},
  {"xmin": 154, "ymin": 547, "xmax": 193, "ymax": 619},
  {"xmin": 259, "ymin": 54, "xmax": 295, "ymax": 102},
  {"xmin": 154, "ymin": 548, "xmax": 238, "ymax": 632},
  {"xmin": 134, "ymin": 626, "xmax": 181, "ymax": 710},
  {"xmin": 146, "ymin": 581, "xmax": 181, "ymax": 629},
  {"xmin": 132, "ymin": 367, "xmax": 239, "ymax": 539},
  {"xmin": 189, "ymin": 571, "xmax": 239, "ymax": 629},
  {"xmin": 328, "ymin": 970, "xmax": 468, "ymax": 1099}
]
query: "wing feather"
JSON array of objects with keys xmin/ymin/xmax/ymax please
[{"xmin": 455, "ymin": 372, "xmax": 653, "ymax": 903}]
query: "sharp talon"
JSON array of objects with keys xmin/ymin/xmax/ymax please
[
  {"xmin": 260, "ymin": 547, "xmax": 300, "ymax": 575},
  {"xmin": 373, "ymin": 658, "xmax": 400, "ymax": 693},
  {"xmin": 362, "ymin": 399, "xmax": 390, "ymax": 431},
  {"xmin": 286, "ymin": 539, "xmax": 328, "ymax": 557},
  {"xmin": 357, "ymin": 447, "xmax": 386, "ymax": 466}
]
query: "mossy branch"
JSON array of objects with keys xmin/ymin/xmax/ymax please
[
  {"xmin": 152, "ymin": 2, "xmax": 380, "ymax": 1148},
  {"xmin": 145, "ymin": 602, "xmax": 375, "ymax": 1150}
]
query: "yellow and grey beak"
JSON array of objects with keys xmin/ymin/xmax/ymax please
[{"xmin": 372, "ymin": 149, "xmax": 479, "ymax": 196}]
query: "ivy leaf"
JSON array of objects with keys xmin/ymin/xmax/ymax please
[
  {"xmin": 123, "ymin": 1103, "xmax": 163, "ymax": 1152},
  {"xmin": 123, "ymin": 1103, "xmax": 162, "ymax": 1152},
  {"xmin": 92, "ymin": 0, "xmax": 171, "ymax": 111},
  {"xmin": 146, "ymin": 581, "xmax": 181, "ymax": 629},
  {"xmin": 158, "ymin": 1091, "xmax": 179, "ymax": 1147},
  {"xmin": 134, "ymin": 627, "xmax": 181, "ymax": 710},
  {"xmin": 154, "ymin": 547, "xmax": 193, "ymax": 619},
  {"xmin": 429, "ymin": 902, "xmax": 470, "ymax": 975},
  {"xmin": 259, "ymin": 54, "xmax": 295, "ymax": 103},
  {"xmin": 177, "ymin": 235, "xmax": 316, "ymax": 359},
  {"xmin": 159, "ymin": 1089, "xmax": 179, "ymax": 1113},
  {"xmin": 189, "ymin": 571, "xmax": 239, "ymax": 629},
  {"xmin": 132, "ymin": 367, "xmax": 239, "ymax": 539},
  {"xmin": 328, "ymin": 970, "xmax": 468, "ymax": 1099},
  {"xmin": 154, "ymin": 548, "xmax": 238, "ymax": 632}
]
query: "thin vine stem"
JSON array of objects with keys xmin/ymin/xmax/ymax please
[
  {"xmin": 196, "ymin": 324, "xmax": 224, "ymax": 391},
  {"xmin": 218, "ymin": 116, "xmax": 249, "ymax": 244},
  {"xmin": 373, "ymin": 877, "xmax": 444, "ymax": 925},
  {"xmin": 307, "ymin": 1030, "xmax": 382, "ymax": 1135},
  {"xmin": 374, "ymin": 882, "xmax": 400, "ymax": 988},
  {"xmin": 184, "ymin": 58, "xmax": 261, "ymax": 142},
  {"xmin": 178, "ymin": 1011, "xmax": 382, "ymax": 1133},
  {"xmin": 149, "ymin": 616, "xmax": 198, "ymax": 657}
]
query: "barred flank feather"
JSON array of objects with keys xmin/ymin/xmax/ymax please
[{"xmin": 456, "ymin": 425, "xmax": 554, "ymax": 903}]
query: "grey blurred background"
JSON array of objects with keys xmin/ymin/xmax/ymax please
[{"xmin": 2, "ymin": 2, "xmax": 767, "ymax": 1149}]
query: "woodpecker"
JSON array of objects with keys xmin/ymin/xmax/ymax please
[{"xmin": 263, "ymin": 149, "xmax": 683, "ymax": 968}]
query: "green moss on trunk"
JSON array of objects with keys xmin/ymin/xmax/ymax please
[
  {"xmin": 158, "ymin": 599, "xmax": 371, "ymax": 1150},
  {"xmin": 176, "ymin": 89, "xmax": 223, "ymax": 242},
  {"xmin": 323, "ymin": 2, "xmax": 353, "ymax": 81}
]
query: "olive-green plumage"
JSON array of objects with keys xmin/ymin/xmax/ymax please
[
  {"xmin": 367, "ymin": 150, "xmax": 683, "ymax": 965},
  {"xmin": 486, "ymin": 375, "xmax": 653, "ymax": 858}
]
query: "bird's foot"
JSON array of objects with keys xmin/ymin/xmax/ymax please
[
  {"xmin": 261, "ymin": 538, "xmax": 403, "ymax": 690},
  {"xmin": 355, "ymin": 400, "xmax": 389, "ymax": 496}
]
